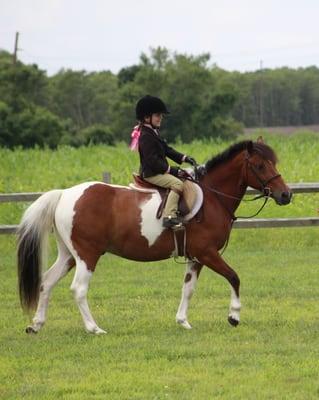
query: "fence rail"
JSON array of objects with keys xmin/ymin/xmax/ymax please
[
  {"xmin": 0, "ymin": 183, "xmax": 318, "ymax": 204},
  {"xmin": 234, "ymin": 217, "xmax": 319, "ymax": 229},
  {"xmin": 0, "ymin": 182, "xmax": 318, "ymax": 234}
]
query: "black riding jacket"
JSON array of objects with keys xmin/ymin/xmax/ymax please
[{"xmin": 138, "ymin": 125, "xmax": 184, "ymax": 178}]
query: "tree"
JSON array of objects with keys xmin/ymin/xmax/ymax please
[
  {"xmin": 6, "ymin": 106, "xmax": 66, "ymax": 148},
  {"xmin": 0, "ymin": 101, "xmax": 12, "ymax": 147},
  {"xmin": 118, "ymin": 65, "xmax": 141, "ymax": 86},
  {"xmin": 79, "ymin": 124, "xmax": 115, "ymax": 146},
  {"xmin": 0, "ymin": 52, "xmax": 48, "ymax": 112}
]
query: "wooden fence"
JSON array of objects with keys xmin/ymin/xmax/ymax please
[{"xmin": 0, "ymin": 182, "xmax": 318, "ymax": 234}]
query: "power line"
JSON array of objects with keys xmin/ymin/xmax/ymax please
[
  {"xmin": 13, "ymin": 32, "xmax": 19, "ymax": 66},
  {"xmin": 259, "ymin": 60, "xmax": 264, "ymax": 127}
]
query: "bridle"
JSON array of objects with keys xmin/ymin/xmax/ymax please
[
  {"xmin": 244, "ymin": 152, "xmax": 281, "ymax": 198},
  {"xmin": 178, "ymin": 151, "xmax": 282, "ymax": 259},
  {"xmin": 189, "ymin": 152, "xmax": 282, "ymax": 255},
  {"xmin": 193, "ymin": 151, "xmax": 282, "ymax": 221}
]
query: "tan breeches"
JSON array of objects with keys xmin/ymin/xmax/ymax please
[{"xmin": 144, "ymin": 174, "xmax": 184, "ymax": 218}]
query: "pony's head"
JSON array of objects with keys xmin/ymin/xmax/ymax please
[
  {"xmin": 244, "ymin": 137, "xmax": 292, "ymax": 205},
  {"xmin": 202, "ymin": 137, "xmax": 292, "ymax": 206}
]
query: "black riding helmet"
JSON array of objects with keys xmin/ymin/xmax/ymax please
[{"xmin": 135, "ymin": 95, "xmax": 170, "ymax": 121}]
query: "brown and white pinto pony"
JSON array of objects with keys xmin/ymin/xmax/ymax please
[{"xmin": 17, "ymin": 139, "xmax": 291, "ymax": 334}]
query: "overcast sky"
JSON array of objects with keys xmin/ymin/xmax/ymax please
[{"xmin": 1, "ymin": 0, "xmax": 319, "ymax": 76}]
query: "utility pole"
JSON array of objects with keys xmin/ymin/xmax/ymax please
[
  {"xmin": 13, "ymin": 32, "xmax": 19, "ymax": 66},
  {"xmin": 259, "ymin": 59, "xmax": 264, "ymax": 127}
]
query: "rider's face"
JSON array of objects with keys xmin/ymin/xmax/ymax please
[{"xmin": 145, "ymin": 113, "xmax": 163, "ymax": 128}]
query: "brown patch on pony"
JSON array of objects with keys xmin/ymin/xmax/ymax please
[
  {"xmin": 184, "ymin": 273, "xmax": 192, "ymax": 283},
  {"xmin": 71, "ymin": 184, "xmax": 113, "ymax": 271},
  {"xmin": 70, "ymin": 183, "xmax": 165, "ymax": 270}
]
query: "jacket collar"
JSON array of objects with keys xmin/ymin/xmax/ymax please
[{"xmin": 142, "ymin": 124, "xmax": 159, "ymax": 136}]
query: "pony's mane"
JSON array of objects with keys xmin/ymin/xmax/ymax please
[{"xmin": 204, "ymin": 140, "xmax": 278, "ymax": 172}]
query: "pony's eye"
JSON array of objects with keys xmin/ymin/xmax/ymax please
[{"xmin": 257, "ymin": 163, "xmax": 264, "ymax": 171}]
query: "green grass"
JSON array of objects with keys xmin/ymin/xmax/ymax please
[
  {"xmin": 1, "ymin": 231, "xmax": 319, "ymax": 399},
  {"xmin": 0, "ymin": 132, "xmax": 318, "ymax": 399}
]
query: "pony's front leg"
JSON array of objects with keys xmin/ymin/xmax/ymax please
[
  {"xmin": 176, "ymin": 260, "xmax": 203, "ymax": 329},
  {"xmin": 200, "ymin": 250, "xmax": 241, "ymax": 326}
]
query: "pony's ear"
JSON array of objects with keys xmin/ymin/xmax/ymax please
[
  {"xmin": 257, "ymin": 136, "xmax": 264, "ymax": 144},
  {"xmin": 247, "ymin": 140, "xmax": 254, "ymax": 155}
]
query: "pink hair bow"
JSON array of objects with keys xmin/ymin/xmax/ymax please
[{"xmin": 129, "ymin": 125, "xmax": 141, "ymax": 151}]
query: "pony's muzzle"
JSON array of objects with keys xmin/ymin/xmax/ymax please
[{"xmin": 273, "ymin": 190, "xmax": 292, "ymax": 205}]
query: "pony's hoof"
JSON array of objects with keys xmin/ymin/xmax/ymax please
[
  {"xmin": 95, "ymin": 328, "xmax": 107, "ymax": 335},
  {"xmin": 25, "ymin": 326, "xmax": 37, "ymax": 334},
  {"xmin": 177, "ymin": 319, "xmax": 192, "ymax": 330},
  {"xmin": 88, "ymin": 327, "xmax": 107, "ymax": 335},
  {"xmin": 228, "ymin": 316, "xmax": 239, "ymax": 327}
]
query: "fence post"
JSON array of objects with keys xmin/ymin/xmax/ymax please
[{"xmin": 102, "ymin": 172, "xmax": 111, "ymax": 183}]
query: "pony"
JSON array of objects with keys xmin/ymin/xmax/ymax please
[{"xmin": 17, "ymin": 139, "xmax": 292, "ymax": 334}]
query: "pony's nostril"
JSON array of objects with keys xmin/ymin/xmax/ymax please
[{"xmin": 281, "ymin": 191, "xmax": 292, "ymax": 203}]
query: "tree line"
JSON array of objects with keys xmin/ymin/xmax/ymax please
[{"xmin": 0, "ymin": 47, "xmax": 318, "ymax": 148}]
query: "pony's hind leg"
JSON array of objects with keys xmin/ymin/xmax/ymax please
[
  {"xmin": 176, "ymin": 260, "xmax": 203, "ymax": 329},
  {"xmin": 26, "ymin": 237, "xmax": 74, "ymax": 334},
  {"xmin": 70, "ymin": 258, "xmax": 106, "ymax": 334}
]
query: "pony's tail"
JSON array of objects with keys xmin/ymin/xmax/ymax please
[{"xmin": 17, "ymin": 189, "xmax": 63, "ymax": 311}]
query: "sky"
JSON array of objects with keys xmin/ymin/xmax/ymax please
[{"xmin": 1, "ymin": 0, "xmax": 319, "ymax": 76}]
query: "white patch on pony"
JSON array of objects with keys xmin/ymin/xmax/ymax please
[
  {"xmin": 229, "ymin": 287, "xmax": 241, "ymax": 322},
  {"xmin": 139, "ymin": 192, "xmax": 165, "ymax": 246},
  {"xmin": 55, "ymin": 182, "xmax": 107, "ymax": 258}
]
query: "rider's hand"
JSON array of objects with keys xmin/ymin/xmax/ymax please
[
  {"xmin": 170, "ymin": 166, "xmax": 180, "ymax": 177},
  {"xmin": 185, "ymin": 156, "xmax": 197, "ymax": 166}
]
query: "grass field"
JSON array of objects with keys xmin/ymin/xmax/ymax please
[{"xmin": 0, "ymin": 132, "xmax": 318, "ymax": 399}]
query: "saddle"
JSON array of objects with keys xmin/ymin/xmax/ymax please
[{"xmin": 131, "ymin": 174, "xmax": 199, "ymax": 219}]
